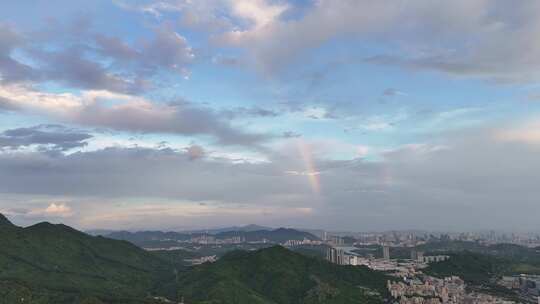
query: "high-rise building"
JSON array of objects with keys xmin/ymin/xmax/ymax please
[
  {"xmin": 410, "ymin": 248, "xmax": 417, "ymax": 261},
  {"xmin": 327, "ymin": 247, "xmax": 347, "ymax": 265},
  {"xmin": 329, "ymin": 236, "xmax": 344, "ymax": 246},
  {"xmin": 416, "ymin": 251, "xmax": 424, "ymax": 262},
  {"xmin": 383, "ymin": 245, "xmax": 390, "ymax": 260},
  {"xmin": 327, "ymin": 247, "xmax": 335, "ymax": 263}
]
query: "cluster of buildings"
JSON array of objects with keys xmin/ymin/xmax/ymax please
[
  {"xmin": 388, "ymin": 276, "xmax": 515, "ymax": 304},
  {"xmin": 151, "ymin": 296, "xmax": 185, "ymax": 304},
  {"xmin": 282, "ymin": 238, "xmax": 323, "ymax": 247},
  {"xmin": 420, "ymin": 255, "xmax": 450, "ymax": 263},
  {"xmin": 326, "ymin": 245, "xmax": 449, "ymax": 271},
  {"xmin": 185, "ymin": 234, "xmax": 321, "ymax": 247},
  {"xmin": 183, "ymin": 255, "xmax": 217, "ymax": 265},
  {"xmin": 474, "ymin": 232, "xmax": 540, "ymax": 248},
  {"xmin": 322, "ymin": 230, "xmax": 540, "ymax": 249},
  {"xmin": 498, "ymin": 275, "xmax": 540, "ymax": 303},
  {"xmin": 189, "ymin": 235, "xmax": 246, "ymax": 245},
  {"xmin": 347, "ymin": 232, "xmax": 427, "ymax": 248}
]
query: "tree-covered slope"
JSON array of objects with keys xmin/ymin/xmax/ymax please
[
  {"xmin": 0, "ymin": 215, "xmax": 178, "ymax": 303},
  {"xmin": 0, "ymin": 215, "xmax": 392, "ymax": 304},
  {"xmin": 176, "ymin": 246, "xmax": 389, "ymax": 304},
  {"xmin": 421, "ymin": 241, "xmax": 540, "ymax": 275},
  {"xmin": 424, "ymin": 251, "xmax": 510, "ymax": 284},
  {"xmin": 423, "ymin": 251, "xmax": 523, "ymax": 301}
]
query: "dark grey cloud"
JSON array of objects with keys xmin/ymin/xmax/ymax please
[
  {"xmin": 0, "ymin": 96, "xmax": 18, "ymax": 111},
  {"xmin": 5, "ymin": 207, "xmax": 30, "ymax": 215},
  {"xmin": 204, "ymin": 0, "xmax": 540, "ymax": 83},
  {"xmin": 383, "ymin": 88, "xmax": 399, "ymax": 96},
  {"xmin": 282, "ymin": 131, "xmax": 301, "ymax": 138},
  {"xmin": 0, "ymin": 24, "xmax": 20, "ymax": 54},
  {"xmin": 94, "ymin": 24, "xmax": 195, "ymax": 79},
  {"xmin": 70, "ymin": 99, "xmax": 270, "ymax": 146},
  {"xmin": 0, "ymin": 24, "xmax": 37, "ymax": 83},
  {"xmin": 220, "ymin": 106, "xmax": 280, "ymax": 120},
  {"xmin": 0, "ymin": 85, "xmax": 273, "ymax": 147},
  {"xmin": 1, "ymin": 125, "xmax": 540, "ymax": 231},
  {"xmin": 0, "ymin": 146, "xmax": 311, "ymax": 205},
  {"xmin": 138, "ymin": 25, "xmax": 194, "ymax": 74},
  {"xmin": 94, "ymin": 34, "xmax": 138, "ymax": 60},
  {"xmin": 366, "ymin": 55, "xmax": 496, "ymax": 80},
  {"xmin": 31, "ymin": 46, "xmax": 141, "ymax": 93},
  {"xmin": 0, "ymin": 19, "xmax": 194, "ymax": 93},
  {"xmin": 0, "ymin": 125, "xmax": 92, "ymax": 151}
]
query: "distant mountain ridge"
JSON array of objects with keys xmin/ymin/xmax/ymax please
[
  {"xmin": 215, "ymin": 227, "xmax": 320, "ymax": 242},
  {"xmin": 105, "ymin": 227, "xmax": 319, "ymax": 248},
  {"xmin": 87, "ymin": 224, "xmax": 273, "ymax": 237},
  {"xmin": 0, "ymin": 214, "xmax": 392, "ymax": 304},
  {"xmin": 182, "ymin": 224, "xmax": 273, "ymax": 234}
]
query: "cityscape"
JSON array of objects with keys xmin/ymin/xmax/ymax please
[{"xmin": 87, "ymin": 225, "xmax": 540, "ymax": 303}]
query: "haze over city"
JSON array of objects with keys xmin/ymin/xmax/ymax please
[{"xmin": 1, "ymin": 0, "xmax": 540, "ymax": 233}]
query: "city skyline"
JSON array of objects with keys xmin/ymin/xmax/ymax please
[{"xmin": 1, "ymin": 1, "xmax": 540, "ymax": 231}]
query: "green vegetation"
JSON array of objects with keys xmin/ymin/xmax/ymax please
[
  {"xmin": 0, "ymin": 214, "xmax": 390, "ymax": 304},
  {"xmin": 150, "ymin": 249, "xmax": 200, "ymax": 267},
  {"xmin": 290, "ymin": 244, "xmax": 330, "ymax": 260},
  {"xmin": 176, "ymin": 246, "xmax": 390, "ymax": 304},
  {"xmin": 424, "ymin": 252, "xmax": 509, "ymax": 284},
  {"xmin": 417, "ymin": 240, "xmax": 486, "ymax": 254},
  {"xmin": 420, "ymin": 240, "xmax": 540, "ymax": 275},
  {"xmin": 424, "ymin": 252, "xmax": 522, "ymax": 302},
  {"xmin": 182, "ymin": 243, "xmax": 274, "ymax": 258},
  {"xmin": 0, "ymin": 216, "xmax": 178, "ymax": 303}
]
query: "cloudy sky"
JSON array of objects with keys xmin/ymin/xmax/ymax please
[{"xmin": 1, "ymin": 0, "xmax": 540, "ymax": 232}]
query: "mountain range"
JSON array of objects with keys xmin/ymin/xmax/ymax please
[
  {"xmin": 104, "ymin": 227, "xmax": 319, "ymax": 249},
  {"xmin": 0, "ymin": 214, "xmax": 389, "ymax": 304},
  {"xmin": 0, "ymin": 214, "xmax": 176, "ymax": 303},
  {"xmin": 181, "ymin": 224, "xmax": 273, "ymax": 234}
]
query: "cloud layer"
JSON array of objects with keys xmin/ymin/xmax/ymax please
[
  {"xmin": 1, "ymin": 1, "xmax": 539, "ymax": 231},
  {"xmin": 1, "ymin": 124, "xmax": 540, "ymax": 231},
  {"xmin": 0, "ymin": 85, "xmax": 269, "ymax": 146},
  {"xmin": 0, "ymin": 125, "xmax": 92, "ymax": 151}
]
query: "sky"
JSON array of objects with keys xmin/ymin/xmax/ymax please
[{"xmin": 1, "ymin": 0, "xmax": 540, "ymax": 232}]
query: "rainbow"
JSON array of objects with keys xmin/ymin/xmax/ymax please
[{"xmin": 296, "ymin": 140, "xmax": 321, "ymax": 194}]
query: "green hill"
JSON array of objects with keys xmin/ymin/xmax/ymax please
[
  {"xmin": 420, "ymin": 240, "xmax": 540, "ymax": 275},
  {"xmin": 0, "ymin": 215, "xmax": 391, "ymax": 304},
  {"xmin": 107, "ymin": 228, "xmax": 319, "ymax": 249},
  {"xmin": 424, "ymin": 252, "xmax": 521, "ymax": 301},
  {"xmin": 176, "ymin": 246, "xmax": 389, "ymax": 304},
  {"xmin": 424, "ymin": 252, "xmax": 510, "ymax": 284},
  {"xmin": 0, "ymin": 215, "xmax": 178, "ymax": 303}
]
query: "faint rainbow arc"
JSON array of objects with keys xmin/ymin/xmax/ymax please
[{"xmin": 296, "ymin": 140, "xmax": 321, "ymax": 194}]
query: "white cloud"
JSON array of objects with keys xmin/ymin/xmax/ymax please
[
  {"xmin": 2, "ymin": 122, "xmax": 540, "ymax": 231},
  {"xmin": 302, "ymin": 107, "xmax": 330, "ymax": 120},
  {"xmin": 0, "ymin": 85, "xmax": 269, "ymax": 146},
  {"xmin": 212, "ymin": 0, "xmax": 540, "ymax": 82},
  {"xmin": 44, "ymin": 203, "xmax": 73, "ymax": 217},
  {"xmin": 228, "ymin": 0, "xmax": 288, "ymax": 30}
]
